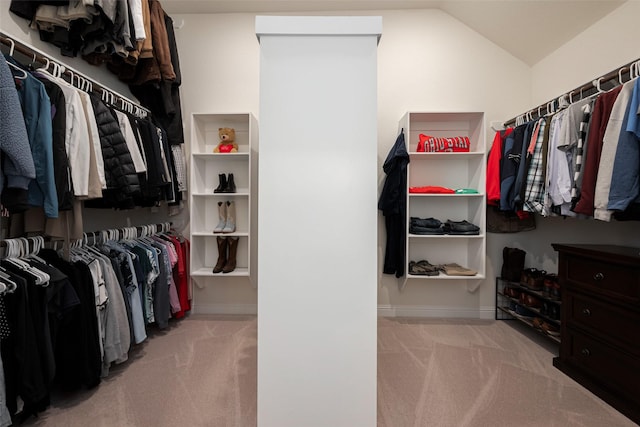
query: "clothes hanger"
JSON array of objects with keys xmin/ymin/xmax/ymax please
[
  {"xmin": 592, "ymin": 77, "xmax": 603, "ymax": 93},
  {"xmin": 7, "ymin": 61, "xmax": 27, "ymax": 79},
  {"xmin": 2, "ymin": 238, "xmax": 49, "ymax": 286},
  {"xmin": 618, "ymin": 67, "xmax": 626, "ymax": 85},
  {"xmin": 17, "ymin": 237, "xmax": 50, "ymax": 286},
  {"xmin": 3, "ymin": 38, "xmax": 28, "ymax": 80},
  {"xmin": 26, "ymin": 236, "xmax": 48, "ymax": 264}
]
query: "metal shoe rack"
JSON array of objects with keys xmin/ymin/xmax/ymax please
[{"xmin": 495, "ymin": 277, "xmax": 562, "ymax": 344}]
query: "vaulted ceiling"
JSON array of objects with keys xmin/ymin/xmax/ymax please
[{"xmin": 160, "ymin": 0, "xmax": 625, "ymax": 66}]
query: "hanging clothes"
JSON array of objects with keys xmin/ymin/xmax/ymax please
[
  {"xmin": 593, "ymin": 81, "xmax": 635, "ymax": 221},
  {"xmin": 570, "ymin": 101, "xmax": 594, "ymax": 208},
  {"xmin": 605, "ymin": 78, "xmax": 640, "ymax": 214},
  {"xmin": 34, "ymin": 69, "xmax": 92, "ymax": 198},
  {"xmin": 524, "ymin": 116, "xmax": 551, "ymax": 215},
  {"xmin": 4, "ymin": 55, "xmax": 58, "ymax": 218},
  {"xmin": 0, "ymin": 56, "xmax": 36, "ymax": 211},
  {"xmin": 85, "ymin": 93, "xmax": 141, "ymax": 210},
  {"xmin": 379, "ymin": 130, "xmax": 409, "ymax": 278}
]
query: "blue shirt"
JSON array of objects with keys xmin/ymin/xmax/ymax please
[
  {"xmin": 608, "ymin": 79, "xmax": 640, "ymax": 211},
  {"xmin": 5, "ymin": 55, "xmax": 58, "ymax": 217}
]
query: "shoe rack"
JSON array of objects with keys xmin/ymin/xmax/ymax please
[
  {"xmin": 495, "ymin": 277, "xmax": 561, "ymax": 344},
  {"xmin": 189, "ymin": 113, "xmax": 258, "ymax": 302},
  {"xmin": 399, "ymin": 112, "xmax": 486, "ymax": 292}
]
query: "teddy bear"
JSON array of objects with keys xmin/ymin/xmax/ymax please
[{"xmin": 214, "ymin": 127, "xmax": 238, "ymax": 153}]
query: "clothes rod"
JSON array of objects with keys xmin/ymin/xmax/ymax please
[
  {"xmin": 0, "ymin": 30, "xmax": 151, "ymax": 116},
  {"xmin": 504, "ymin": 57, "xmax": 640, "ymax": 127}
]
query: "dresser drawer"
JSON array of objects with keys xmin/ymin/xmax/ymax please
[
  {"xmin": 567, "ymin": 294, "xmax": 640, "ymax": 353},
  {"xmin": 565, "ymin": 255, "xmax": 640, "ymax": 301},
  {"xmin": 564, "ymin": 330, "xmax": 640, "ymax": 398}
]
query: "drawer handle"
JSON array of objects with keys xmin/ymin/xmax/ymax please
[
  {"xmin": 581, "ymin": 348, "xmax": 591, "ymax": 357},
  {"xmin": 593, "ymin": 272, "xmax": 604, "ymax": 281},
  {"xmin": 582, "ymin": 308, "xmax": 591, "ymax": 316}
]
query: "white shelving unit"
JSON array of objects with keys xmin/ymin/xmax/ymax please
[
  {"xmin": 189, "ymin": 113, "xmax": 257, "ymax": 310},
  {"xmin": 399, "ymin": 112, "xmax": 486, "ymax": 292}
]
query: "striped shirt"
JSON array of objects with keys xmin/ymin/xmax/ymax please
[{"xmin": 570, "ymin": 101, "xmax": 593, "ymax": 207}]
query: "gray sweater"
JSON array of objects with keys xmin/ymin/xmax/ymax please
[{"xmin": 0, "ymin": 56, "xmax": 35, "ymax": 193}]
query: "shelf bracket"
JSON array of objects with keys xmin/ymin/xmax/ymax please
[
  {"xmin": 466, "ymin": 279, "xmax": 483, "ymax": 293},
  {"xmin": 397, "ymin": 276, "xmax": 408, "ymax": 292}
]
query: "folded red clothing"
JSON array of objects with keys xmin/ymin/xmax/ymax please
[
  {"xmin": 417, "ymin": 134, "xmax": 471, "ymax": 152},
  {"xmin": 409, "ymin": 186, "xmax": 455, "ymax": 194}
]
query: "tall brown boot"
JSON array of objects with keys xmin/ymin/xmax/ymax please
[
  {"xmin": 213, "ymin": 237, "xmax": 228, "ymax": 273},
  {"xmin": 222, "ymin": 237, "xmax": 239, "ymax": 273}
]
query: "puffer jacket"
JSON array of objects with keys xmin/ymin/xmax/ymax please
[{"xmin": 86, "ymin": 93, "xmax": 140, "ymax": 209}]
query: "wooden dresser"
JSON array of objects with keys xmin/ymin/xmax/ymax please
[{"xmin": 552, "ymin": 244, "xmax": 640, "ymax": 425}]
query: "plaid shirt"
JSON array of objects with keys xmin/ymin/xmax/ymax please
[{"xmin": 524, "ymin": 117, "xmax": 549, "ymax": 214}]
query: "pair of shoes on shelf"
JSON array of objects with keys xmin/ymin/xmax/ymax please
[
  {"xmin": 520, "ymin": 268, "xmax": 546, "ymax": 291},
  {"xmin": 214, "ymin": 173, "xmax": 236, "ymax": 193},
  {"xmin": 410, "ymin": 217, "xmax": 444, "ymax": 235},
  {"xmin": 442, "ymin": 220, "xmax": 480, "ymax": 235},
  {"xmin": 437, "ymin": 263, "xmax": 477, "ymax": 276},
  {"xmin": 214, "ymin": 201, "xmax": 236, "ymax": 233},
  {"xmin": 409, "ymin": 260, "xmax": 440, "ymax": 276},
  {"xmin": 540, "ymin": 302, "xmax": 561, "ymax": 320},
  {"xmin": 543, "ymin": 273, "xmax": 561, "ymax": 300},
  {"xmin": 519, "ymin": 292, "xmax": 542, "ymax": 308},
  {"xmin": 409, "ymin": 217, "xmax": 480, "ymax": 235},
  {"xmin": 532, "ymin": 317, "xmax": 560, "ymax": 336},
  {"xmin": 514, "ymin": 304, "xmax": 536, "ymax": 318},
  {"xmin": 503, "ymin": 286, "xmax": 521, "ymax": 299},
  {"xmin": 213, "ymin": 236, "xmax": 239, "ymax": 274}
]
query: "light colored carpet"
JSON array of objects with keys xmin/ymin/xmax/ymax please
[{"xmin": 21, "ymin": 315, "xmax": 636, "ymax": 426}]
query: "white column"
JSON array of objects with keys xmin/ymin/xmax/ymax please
[{"xmin": 256, "ymin": 16, "xmax": 381, "ymax": 427}]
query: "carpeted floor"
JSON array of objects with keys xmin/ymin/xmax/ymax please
[{"xmin": 21, "ymin": 315, "xmax": 636, "ymax": 426}]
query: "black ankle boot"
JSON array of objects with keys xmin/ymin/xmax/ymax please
[
  {"xmin": 224, "ymin": 173, "xmax": 236, "ymax": 193},
  {"xmin": 214, "ymin": 173, "xmax": 227, "ymax": 193}
]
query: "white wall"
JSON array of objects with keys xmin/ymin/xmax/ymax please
[
  {"xmin": 531, "ymin": 0, "xmax": 640, "ymax": 105},
  {"xmin": 174, "ymin": 9, "xmax": 532, "ymax": 317},
  {"xmin": 486, "ymin": 0, "xmax": 640, "ymax": 286}
]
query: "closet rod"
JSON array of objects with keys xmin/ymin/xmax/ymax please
[
  {"xmin": 0, "ymin": 30, "xmax": 150, "ymax": 116},
  {"xmin": 503, "ymin": 56, "xmax": 640, "ymax": 127}
]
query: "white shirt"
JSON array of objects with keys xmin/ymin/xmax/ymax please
[
  {"xmin": 115, "ymin": 110, "xmax": 147, "ymax": 173},
  {"xmin": 77, "ymin": 91, "xmax": 107, "ymax": 190}
]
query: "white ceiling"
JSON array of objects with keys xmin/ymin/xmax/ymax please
[{"xmin": 160, "ymin": 0, "xmax": 625, "ymax": 65}]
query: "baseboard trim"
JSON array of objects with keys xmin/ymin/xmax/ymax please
[
  {"xmin": 378, "ymin": 304, "xmax": 495, "ymax": 319},
  {"xmin": 193, "ymin": 303, "xmax": 257, "ymax": 315},
  {"xmin": 192, "ymin": 304, "xmax": 495, "ymax": 318}
]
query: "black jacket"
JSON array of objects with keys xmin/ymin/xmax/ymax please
[
  {"xmin": 86, "ymin": 94, "xmax": 140, "ymax": 209},
  {"xmin": 128, "ymin": 115, "xmax": 171, "ymax": 206},
  {"xmin": 378, "ymin": 130, "xmax": 410, "ymax": 278}
]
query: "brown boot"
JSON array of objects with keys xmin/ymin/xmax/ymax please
[
  {"xmin": 223, "ymin": 237, "xmax": 239, "ymax": 273},
  {"xmin": 213, "ymin": 237, "xmax": 228, "ymax": 273}
]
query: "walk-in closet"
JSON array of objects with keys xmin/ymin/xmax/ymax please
[{"xmin": 1, "ymin": 1, "xmax": 639, "ymax": 426}]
